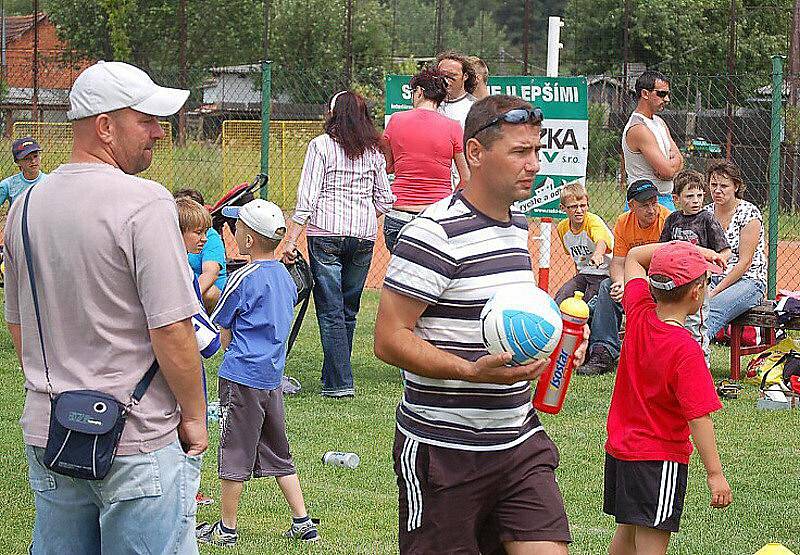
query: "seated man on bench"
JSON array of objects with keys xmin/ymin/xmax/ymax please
[{"xmin": 576, "ymin": 180, "xmax": 671, "ymax": 376}]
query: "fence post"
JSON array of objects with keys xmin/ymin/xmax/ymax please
[
  {"xmin": 261, "ymin": 60, "xmax": 272, "ymax": 200},
  {"xmin": 768, "ymin": 54, "xmax": 785, "ymax": 299}
]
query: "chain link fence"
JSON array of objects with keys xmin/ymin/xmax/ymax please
[{"xmin": 2, "ymin": 60, "xmax": 800, "ymax": 296}]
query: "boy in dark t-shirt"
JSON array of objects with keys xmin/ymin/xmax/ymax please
[
  {"xmin": 604, "ymin": 241, "xmax": 732, "ymax": 554},
  {"xmin": 659, "ymin": 170, "xmax": 730, "ymax": 364}
]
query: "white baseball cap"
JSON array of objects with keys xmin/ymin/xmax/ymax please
[
  {"xmin": 67, "ymin": 61, "xmax": 190, "ymax": 121},
  {"xmin": 222, "ymin": 199, "xmax": 286, "ymax": 240}
]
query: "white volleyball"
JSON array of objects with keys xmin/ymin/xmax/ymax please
[{"xmin": 480, "ymin": 283, "xmax": 563, "ymax": 366}]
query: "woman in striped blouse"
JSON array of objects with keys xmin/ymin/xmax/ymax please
[{"xmin": 283, "ymin": 91, "xmax": 395, "ymax": 398}]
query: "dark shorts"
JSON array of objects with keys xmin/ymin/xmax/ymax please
[
  {"xmin": 218, "ymin": 377, "xmax": 296, "ymax": 481},
  {"xmin": 393, "ymin": 429, "xmax": 571, "ymax": 554},
  {"xmin": 603, "ymin": 453, "xmax": 688, "ymax": 533}
]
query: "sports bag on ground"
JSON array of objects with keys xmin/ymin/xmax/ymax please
[
  {"xmin": 745, "ymin": 337, "xmax": 800, "ymax": 392},
  {"xmin": 21, "ymin": 189, "xmax": 159, "ymax": 480}
]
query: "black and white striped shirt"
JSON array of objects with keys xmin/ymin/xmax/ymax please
[{"xmin": 384, "ymin": 191, "xmax": 543, "ymax": 451}]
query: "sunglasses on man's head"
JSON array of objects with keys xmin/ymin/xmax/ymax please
[
  {"xmin": 652, "ymin": 89, "xmax": 670, "ymax": 98},
  {"xmin": 467, "ymin": 107, "xmax": 544, "ymax": 140}
]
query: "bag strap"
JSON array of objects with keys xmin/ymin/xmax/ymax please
[
  {"xmin": 21, "ymin": 188, "xmax": 53, "ymax": 395},
  {"xmin": 20, "ymin": 187, "xmax": 159, "ymax": 405},
  {"xmin": 286, "ymin": 289, "xmax": 310, "ymax": 356},
  {"xmin": 126, "ymin": 359, "xmax": 160, "ymax": 411},
  {"xmin": 760, "ymin": 352, "xmax": 792, "ymax": 390}
]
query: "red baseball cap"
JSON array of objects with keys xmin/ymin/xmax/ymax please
[{"xmin": 649, "ymin": 241, "xmax": 723, "ymax": 291}]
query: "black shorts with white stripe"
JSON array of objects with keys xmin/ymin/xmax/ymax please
[
  {"xmin": 603, "ymin": 453, "xmax": 688, "ymax": 533},
  {"xmin": 393, "ymin": 428, "xmax": 571, "ymax": 554}
]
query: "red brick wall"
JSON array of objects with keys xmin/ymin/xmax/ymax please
[{"xmin": 5, "ymin": 18, "xmax": 92, "ymax": 89}]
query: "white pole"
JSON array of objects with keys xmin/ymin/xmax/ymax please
[
  {"xmin": 539, "ymin": 16, "xmax": 563, "ymax": 293},
  {"xmin": 546, "ymin": 16, "xmax": 563, "ymax": 77}
]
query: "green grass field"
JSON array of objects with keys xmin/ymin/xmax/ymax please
[{"xmin": 0, "ymin": 290, "xmax": 799, "ymax": 554}]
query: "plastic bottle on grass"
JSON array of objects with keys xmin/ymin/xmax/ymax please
[{"xmin": 533, "ymin": 291, "xmax": 590, "ymax": 414}]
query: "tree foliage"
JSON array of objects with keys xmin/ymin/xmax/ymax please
[
  {"xmin": 47, "ymin": 0, "xmax": 391, "ymax": 74},
  {"xmin": 564, "ymin": 0, "xmax": 792, "ymax": 79}
]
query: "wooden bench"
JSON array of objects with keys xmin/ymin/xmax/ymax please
[
  {"xmin": 727, "ymin": 300, "xmax": 800, "ymax": 380},
  {"xmin": 728, "ymin": 301, "xmax": 777, "ymax": 380}
]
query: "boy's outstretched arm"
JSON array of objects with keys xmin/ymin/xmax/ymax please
[
  {"xmin": 688, "ymin": 415, "xmax": 732, "ymax": 509},
  {"xmin": 589, "ymin": 240, "xmax": 608, "ymax": 267}
]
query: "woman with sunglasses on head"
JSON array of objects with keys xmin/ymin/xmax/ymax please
[
  {"xmin": 622, "ymin": 70, "xmax": 684, "ymax": 211},
  {"xmin": 380, "ymin": 68, "xmax": 469, "ymax": 253},
  {"xmin": 703, "ymin": 160, "xmax": 767, "ymax": 341},
  {"xmin": 282, "ymin": 91, "xmax": 395, "ymax": 398}
]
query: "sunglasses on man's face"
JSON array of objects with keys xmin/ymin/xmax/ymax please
[
  {"xmin": 652, "ymin": 89, "xmax": 670, "ymax": 98},
  {"xmin": 467, "ymin": 107, "xmax": 544, "ymax": 140}
]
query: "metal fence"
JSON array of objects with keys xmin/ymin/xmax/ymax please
[{"xmin": 2, "ymin": 60, "xmax": 800, "ymax": 296}]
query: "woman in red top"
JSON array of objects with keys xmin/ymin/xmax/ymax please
[{"xmin": 381, "ymin": 68, "xmax": 469, "ymax": 252}]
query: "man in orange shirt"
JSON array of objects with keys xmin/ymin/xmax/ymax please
[{"xmin": 576, "ymin": 180, "xmax": 671, "ymax": 375}]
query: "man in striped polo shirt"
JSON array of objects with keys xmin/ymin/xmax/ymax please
[{"xmin": 375, "ymin": 95, "xmax": 589, "ymax": 554}]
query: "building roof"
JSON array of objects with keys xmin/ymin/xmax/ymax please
[
  {"xmin": 209, "ymin": 64, "xmax": 261, "ymax": 75},
  {"xmin": 3, "ymin": 12, "xmax": 48, "ymax": 43}
]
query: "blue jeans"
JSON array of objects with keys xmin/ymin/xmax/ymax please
[
  {"xmin": 588, "ymin": 278, "xmax": 624, "ymax": 358},
  {"xmin": 706, "ymin": 276, "xmax": 765, "ymax": 340},
  {"xmin": 26, "ymin": 439, "xmax": 201, "ymax": 555},
  {"xmin": 383, "ymin": 215, "xmax": 406, "ymax": 254},
  {"xmin": 308, "ymin": 236, "xmax": 374, "ymax": 396}
]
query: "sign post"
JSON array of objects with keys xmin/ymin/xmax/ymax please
[{"xmin": 537, "ymin": 17, "xmax": 564, "ymax": 292}]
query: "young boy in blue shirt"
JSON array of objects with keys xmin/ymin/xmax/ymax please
[
  {"xmin": 197, "ymin": 199, "xmax": 318, "ymax": 546},
  {"xmin": 173, "ymin": 188, "xmax": 228, "ymax": 313},
  {"xmin": 1, "ymin": 137, "xmax": 47, "ymax": 207},
  {"xmin": 176, "ymin": 197, "xmax": 222, "ymax": 360},
  {"xmin": 176, "ymin": 197, "xmax": 221, "ymax": 508}
]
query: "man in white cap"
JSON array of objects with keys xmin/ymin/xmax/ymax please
[{"xmin": 3, "ymin": 61, "xmax": 207, "ymax": 554}]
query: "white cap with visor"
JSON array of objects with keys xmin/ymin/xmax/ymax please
[{"xmin": 67, "ymin": 61, "xmax": 189, "ymax": 121}]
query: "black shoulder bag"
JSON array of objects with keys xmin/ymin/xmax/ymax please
[{"xmin": 21, "ymin": 189, "xmax": 158, "ymax": 480}]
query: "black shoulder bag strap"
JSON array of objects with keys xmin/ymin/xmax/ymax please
[
  {"xmin": 286, "ymin": 290, "xmax": 310, "ymax": 357},
  {"xmin": 20, "ymin": 188, "xmax": 158, "ymax": 407}
]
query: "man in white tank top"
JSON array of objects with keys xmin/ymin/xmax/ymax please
[
  {"xmin": 437, "ymin": 51, "xmax": 476, "ymax": 187},
  {"xmin": 622, "ymin": 70, "xmax": 684, "ymax": 211}
]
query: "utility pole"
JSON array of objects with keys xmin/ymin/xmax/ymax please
[
  {"xmin": 177, "ymin": 0, "xmax": 187, "ymax": 146},
  {"xmin": 343, "ymin": 0, "xmax": 353, "ymax": 88},
  {"xmin": 620, "ymin": 0, "xmax": 630, "ymax": 190},
  {"xmin": 1, "ymin": 0, "xmax": 6, "ymax": 79},
  {"xmin": 260, "ymin": 0, "xmax": 272, "ymax": 185},
  {"xmin": 391, "ymin": 0, "xmax": 397, "ymax": 59},
  {"xmin": 522, "ymin": 0, "xmax": 530, "ymax": 75},
  {"xmin": 622, "ymin": 0, "xmax": 629, "ymax": 108},
  {"xmin": 435, "ymin": 0, "xmax": 444, "ymax": 54},
  {"xmin": 725, "ymin": 0, "xmax": 737, "ymax": 160},
  {"xmin": 32, "ymin": 0, "xmax": 39, "ymax": 122},
  {"xmin": 263, "ymin": 0, "xmax": 270, "ymax": 61},
  {"xmin": 790, "ymin": 0, "xmax": 800, "ymax": 105}
]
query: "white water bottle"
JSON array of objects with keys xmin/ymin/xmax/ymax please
[{"xmin": 322, "ymin": 451, "xmax": 360, "ymax": 468}]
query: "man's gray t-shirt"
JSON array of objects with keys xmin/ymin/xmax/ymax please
[{"xmin": 3, "ymin": 163, "xmax": 199, "ymax": 455}]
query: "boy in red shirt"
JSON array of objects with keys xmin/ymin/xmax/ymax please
[{"xmin": 604, "ymin": 240, "xmax": 732, "ymax": 554}]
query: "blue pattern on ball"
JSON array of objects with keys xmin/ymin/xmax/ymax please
[{"xmin": 502, "ymin": 309, "xmax": 557, "ymax": 365}]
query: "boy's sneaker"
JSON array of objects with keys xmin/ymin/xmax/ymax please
[
  {"xmin": 196, "ymin": 521, "xmax": 238, "ymax": 547},
  {"xmin": 283, "ymin": 518, "xmax": 320, "ymax": 542},
  {"xmin": 576, "ymin": 345, "xmax": 615, "ymax": 376}
]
